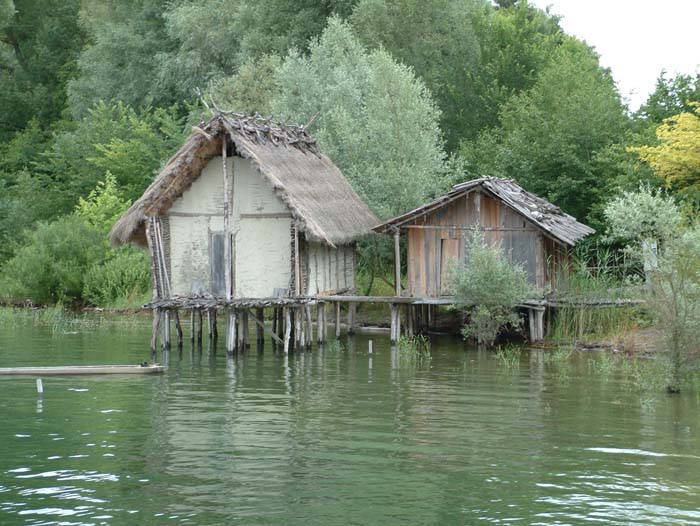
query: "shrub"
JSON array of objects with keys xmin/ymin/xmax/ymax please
[
  {"xmin": 0, "ymin": 215, "xmax": 105, "ymax": 305},
  {"xmin": 83, "ymin": 248, "xmax": 151, "ymax": 308},
  {"xmin": 451, "ymin": 229, "xmax": 534, "ymax": 346}
]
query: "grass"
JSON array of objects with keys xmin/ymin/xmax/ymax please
[
  {"xmin": 494, "ymin": 343, "xmax": 522, "ymax": 368},
  {"xmin": 0, "ymin": 305, "xmax": 148, "ymax": 334},
  {"xmin": 397, "ymin": 335, "xmax": 432, "ymax": 368}
]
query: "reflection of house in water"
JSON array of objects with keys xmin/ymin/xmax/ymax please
[{"xmin": 110, "ymin": 113, "xmax": 377, "ymax": 353}]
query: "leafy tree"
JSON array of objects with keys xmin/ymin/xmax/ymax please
[
  {"xmin": 75, "ymin": 172, "xmax": 131, "ymax": 236},
  {"xmin": 350, "ymin": 0, "xmax": 481, "ymax": 150},
  {"xmin": 235, "ymin": 0, "xmax": 356, "ymax": 60},
  {"xmin": 273, "ymin": 18, "xmax": 447, "ymax": 220},
  {"xmin": 0, "ymin": 215, "xmax": 105, "ymax": 305},
  {"xmin": 211, "ymin": 55, "xmax": 282, "ymax": 115},
  {"xmin": 636, "ymin": 72, "xmax": 700, "ymax": 125},
  {"xmin": 67, "ymin": 0, "xmax": 176, "ymax": 118},
  {"xmin": 451, "ymin": 228, "xmax": 533, "ymax": 346},
  {"xmin": 0, "ymin": 0, "xmax": 85, "ymax": 139},
  {"xmin": 460, "ymin": 39, "xmax": 627, "ymax": 222},
  {"xmin": 629, "ymin": 105, "xmax": 700, "ymax": 203}
]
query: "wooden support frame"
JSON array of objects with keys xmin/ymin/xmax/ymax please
[
  {"xmin": 226, "ymin": 309, "xmax": 237, "ymax": 355},
  {"xmin": 222, "ymin": 135, "xmax": 233, "ymax": 302},
  {"xmin": 335, "ymin": 301, "xmax": 341, "ymax": 339},
  {"xmin": 317, "ymin": 303, "xmax": 326, "ymax": 344},
  {"xmin": 252, "ymin": 313, "xmax": 283, "ymax": 345},
  {"xmin": 394, "ymin": 230, "xmax": 401, "ymax": 297},
  {"xmin": 347, "ymin": 302, "xmax": 356, "ymax": 335}
]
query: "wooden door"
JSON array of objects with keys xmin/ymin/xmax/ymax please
[{"xmin": 440, "ymin": 238, "xmax": 459, "ymax": 296}]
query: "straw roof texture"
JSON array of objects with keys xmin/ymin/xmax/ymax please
[
  {"xmin": 374, "ymin": 177, "xmax": 594, "ymax": 246},
  {"xmin": 110, "ymin": 114, "xmax": 378, "ymax": 247}
]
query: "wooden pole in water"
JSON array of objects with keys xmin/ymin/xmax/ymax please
[
  {"xmin": 272, "ymin": 308, "xmax": 278, "ymax": 339},
  {"xmin": 226, "ymin": 309, "xmax": 237, "ymax": 355},
  {"xmin": 212, "ymin": 309, "xmax": 218, "ymax": 341},
  {"xmin": 222, "ymin": 135, "xmax": 232, "ymax": 303},
  {"xmin": 255, "ymin": 308, "xmax": 264, "ymax": 345},
  {"xmin": 242, "ymin": 310, "xmax": 250, "ymax": 349},
  {"xmin": 284, "ymin": 307, "xmax": 291, "ymax": 354},
  {"xmin": 197, "ymin": 309, "xmax": 203, "ymax": 348},
  {"xmin": 317, "ymin": 303, "xmax": 325, "ymax": 344},
  {"xmin": 161, "ymin": 310, "xmax": 171, "ymax": 351},
  {"xmin": 151, "ymin": 308, "xmax": 160, "ymax": 356},
  {"xmin": 305, "ymin": 305, "xmax": 313, "ymax": 349},
  {"xmin": 295, "ymin": 306, "xmax": 303, "ymax": 351},
  {"xmin": 190, "ymin": 309, "xmax": 195, "ymax": 348},
  {"xmin": 347, "ymin": 302, "xmax": 356, "ymax": 335},
  {"xmin": 335, "ymin": 302, "xmax": 341, "ymax": 339},
  {"xmin": 207, "ymin": 309, "xmax": 213, "ymax": 340}
]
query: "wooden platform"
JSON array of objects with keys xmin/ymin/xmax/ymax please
[{"xmin": 0, "ymin": 365, "xmax": 165, "ymax": 376}]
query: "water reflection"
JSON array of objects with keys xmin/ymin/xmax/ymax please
[{"xmin": 0, "ymin": 322, "xmax": 699, "ymax": 525}]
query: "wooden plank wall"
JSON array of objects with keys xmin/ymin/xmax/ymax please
[{"xmin": 406, "ymin": 191, "xmax": 550, "ymax": 298}]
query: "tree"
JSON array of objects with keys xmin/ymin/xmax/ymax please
[
  {"xmin": 629, "ymin": 105, "xmax": 700, "ymax": 204},
  {"xmin": 460, "ymin": 39, "xmax": 627, "ymax": 222},
  {"xmin": 451, "ymin": 229, "xmax": 533, "ymax": 346},
  {"xmin": 67, "ymin": 0, "xmax": 176, "ymax": 118},
  {"xmin": 210, "ymin": 55, "xmax": 282, "ymax": 115},
  {"xmin": 350, "ymin": 0, "xmax": 481, "ymax": 150},
  {"xmin": 272, "ymin": 18, "xmax": 447, "ymax": 220},
  {"xmin": 636, "ymin": 72, "xmax": 700, "ymax": 125},
  {"xmin": 0, "ymin": 0, "xmax": 85, "ymax": 139}
]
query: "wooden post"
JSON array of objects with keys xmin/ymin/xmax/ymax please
[
  {"xmin": 151, "ymin": 308, "xmax": 160, "ymax": 356},
  {"xmin": 406, "ymin": 304, "xmax": 414, "ymax": 337},
  {"xmin": 284, "ymin": 307, "xmax": 291, "ymax": 354},
  {"xmin": 394, "ymin": 230, "xmax": 401, "ymax": 297},
  {"xmin": 335, "ymin": 301, "xmax": 341, "ymax": 339},
  {"xmin": 173, "ymin": 311, "xmax": 183, "ymax": 349},
  {"xmin": 242, "ymin": 310, "xmax": 250, "ymax": 348},
  {"xmin": 295, "ymin": 306, "xmax": 303, "ymax": 350},
  {"xmin": 190, "ymin": 309, "xmax": 195, "ymax": 347},
  {"xmin": 226, "ymin": 309, "xmax": 237, "ymax": 355},
  {"xmin": 305, "ymin": 305, "xmax": 313, "ymax": 349},
  {"xmin": 161, "ymin": 310, "xmax": 171, "ymax": 351},
  {"xmin": 347, "ymin": 302, "xmax": 356, "ymax": 335},
  {"xmin": 212, "ymin": 309, "xmax": 218, "ymax": 342},
  {"xmin": 536, "ymin": 308, "xmax": 545, "ymax": 341},
  {"xmin": 390, "ymin": 303, "xmax": 401, "ymax": 343},
  {"xmin": 207, "ymin": 309, "xmax": 213, "ymax": 340},
  {"xmin": 197, "ymin": 309, "xmax": 203, "ymax": 348},
  {"xmin": 317, "ymin": 303, "xmax": 325, "ymax": 344},
  {"xmin": 293, "ymin": 223, "xmax": 301, "ymax": 297},
  {"xmin": 255, "ymin": 308, "xmax": 264, "ymax": 345},
  {"xmin": 222, "ymin": 135, "xmax": 232, "ymax": 302},
  {"xmin": 528, "ymin": 308, "xmax": 536, "ymax": 342}
]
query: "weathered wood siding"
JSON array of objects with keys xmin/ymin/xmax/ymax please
[
  {"xmin": 406, "ymin": 190, "xmax": 551, "ymax": 298},
  {"xmin": 167, "ymin": 155, "xmax": 292, "ymax": 298},
  {"xmin": 304, "ymin": 242, "xmax": 355, "ymax": 295}
]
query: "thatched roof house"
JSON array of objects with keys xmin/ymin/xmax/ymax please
[
  {"xmin": 111, "ymin": 113, "xmax": 378, "ymax": 301},
  {"xmin": 374, "ymin": 177, "xmax": 594, "ymax": 297}
]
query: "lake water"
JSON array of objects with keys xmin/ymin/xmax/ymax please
[{"xmin": 1, "ymin": 314, "xmax": 699, "ymax": 525}]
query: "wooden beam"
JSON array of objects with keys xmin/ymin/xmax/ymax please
[
  {"xmin": 252, "ymin": 313, "xmax": 283, "ymax": 345},
  {"xmin": 335, "ymin": 301, "xmax": 341, "ymax": 339},
  {"xmin": 294, "ymin": 222, "xmax": 301, "ymax": 297},
  {"xmin": 284, "ymin": 307, "xmax": 291, "ymax": 354},
  {"xmin": 347, "ymin": 302, "xmax": 356, "ymax": 335},
  {"xmin": 394, "ymin": 230, "xmax": 401, "ymax": 296},
  {"xmin": 222, "ymin": 135, "xmax": 232, "ymax": 301}
]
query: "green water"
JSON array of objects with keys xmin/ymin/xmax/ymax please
[{"xmin": 1, "ymin": 316, "xmax": 700, "ymax": 525}]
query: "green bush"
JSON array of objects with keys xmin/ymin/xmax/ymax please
[
  {"xmin": 0, "ymin": 215, "xmax": 106, "ymax": 305},
  {"xmin": 83, "ymin": 248, "xmax": 151, "ymax": 308},
  {"xmin": 451, "ymin": 229, "xmax": 534, "ymax": 346}
]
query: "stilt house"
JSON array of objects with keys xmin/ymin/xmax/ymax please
[
  {"xmin": 110, "ymin": 114, "xmax": 378, "ymax": 304},
  {"xmin": 373, "ymin": 177, "xmax": 595, "ymax": 298}
]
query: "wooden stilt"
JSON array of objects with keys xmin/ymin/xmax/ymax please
[
  {"xmin": 226, "ymin": 310, "xmax": 237, "ymax": 355},
  {"xmin": 335, "ymin": 301, "xmax": 341, "ymax": 339},
  {"xmin": 173, "ymin": 310, "xmax": 183, "ymax": 349},
  {"xmin": 161, "ymin": 310, "xmax": 171, "ymax": 351},
  {"xmin": 390, "ymin": 303, "xmax": 401, "ymax": 343},
  {"xmin": 295, "ymin": 306, "xmax": 303, "ymax": 350},
  {"xmin": 207, "ymin": 309, "xmax": 213, "ymax": 340},
  {"xmin": 305, "ymin": 305, "xmax": 313, "ymax": 349},
  {"xmin": 347, "ymin": 302, "xmax": 356, "ymax": 335},
  {"xmin": 528, "ymin": 308, "xmax": 536, "ymax": 342},
  {"xmin": 406, "ymin": 304, "xmax": 414, "ymax": 337},
  {"xmin": 284, "ymin": 307, "xmax": 291, "ymax": 354},
  {"xmin": 242, "ymin": 310, "xmax": 250, "ymax": 349},
  {"xmin": 272, "ymin": 307, "xmax": 278, "ymax": 337},
  {"xmin": 255, "ymin": 308, "xmax": 264, "ymax": 345},
  {"xmin": 212, "ymin": 309, "xmax": 218, "ymax": 343},
  {"xmin": 151, "ymin": 308, "xmax": 160, "ymax": 356},
  {"xmin": 317, "ymin": 303, "xmax": 326, "ymax": 344},
  {"xmin": 197, "ymin": 309, "xmax": 203, "ymax": 348}
]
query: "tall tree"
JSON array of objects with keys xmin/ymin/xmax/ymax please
[
  {"xmin": 350, "ymin": 0, "xmax": 482, "ymax": 150},
  {"xmin": 460, "ymin": 39, "xmax": 627, "ymax": 222},
  {"xmin": 637, "ymin": 72, "xmax": 700, "ymax": 125},
  {"xmin": 0, "ymin": 0, "xmax": 85, "ymax": 139},
  {"xmin": 272, "ymin": 18, "xmax": 447, "ymax": 220}
]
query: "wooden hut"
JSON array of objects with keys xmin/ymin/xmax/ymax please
[
  {"xmin": 110, "ymin": 113, "xmax": 378, "ymax": 353},
  {"xmin": 373, "ymin": 177, "xmax": 595, "ymax": 340}
]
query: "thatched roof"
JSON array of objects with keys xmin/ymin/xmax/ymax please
[
  {"xmin": 110, "ymin": 114, "xmax": 379, "ymax": 247},
  {"xmin": 373, "ymin": 177, "xmax": 594, "ymax": 246}
]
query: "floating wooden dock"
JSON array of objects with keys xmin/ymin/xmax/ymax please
[{"xmin": 0, "ymin": 365, "xmax": 165, "ymax": 376}]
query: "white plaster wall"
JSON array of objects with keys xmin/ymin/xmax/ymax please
[{"xmin": 231, "ymin": 157, "xmax": 291, "ymax": 298}]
